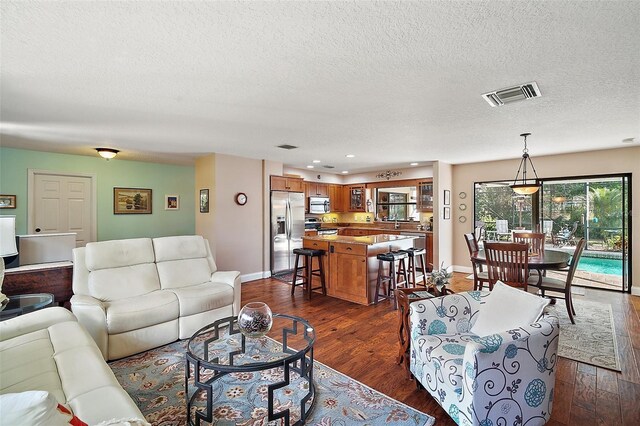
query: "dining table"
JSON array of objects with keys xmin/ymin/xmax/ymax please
[{"xmin": 471, "ymin": 248, "xmax": 571, "ymax": 286}]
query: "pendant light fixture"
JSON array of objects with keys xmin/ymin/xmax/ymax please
[
  {"xmin": 96, "ymin": 148, "xmax": 119, "ymax": 160},
  {"xmin": 510, "ymin": 132, "xmax": 541, "ymax": 195}
]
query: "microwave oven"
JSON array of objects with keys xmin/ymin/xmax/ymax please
[{"xmin": 309, "ymin": 197, "xmax": 330, "ymax": 214}]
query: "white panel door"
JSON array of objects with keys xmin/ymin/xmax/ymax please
[{"xmin": 34, "ymin": 174, "xmax": 92, "ymax": 246}]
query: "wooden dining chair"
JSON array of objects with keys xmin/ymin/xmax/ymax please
[
  {"xmin": 537, "ymin": 238, "xmax": 586, "ymax": 324},
  {"xmin": 484, "ymin": 242, "xmax": 530, "ymax": 290},
  {"xmin": 464, "ymin": 233, "xmax": 490, "ymax": 290},
  {"xmin": 512, "ymin": 232, "xmax": 546, "ymax": 257}
]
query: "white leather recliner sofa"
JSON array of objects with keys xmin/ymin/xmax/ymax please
[
  {"xmin": 0, "ymin": 307, "xmax": 147, "ymax": 424},
  {"xmin": 71, "ymin": 235, "xmax": 241, "ymax": 360}
]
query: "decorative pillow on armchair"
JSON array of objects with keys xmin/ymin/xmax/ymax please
[{"xmin": 470, "ymin": 281, "xmax": 550, "ymax": 337}]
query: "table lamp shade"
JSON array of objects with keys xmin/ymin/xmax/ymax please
[{"xmin": 0, "ymin": 216, "xmax": 18, "ymax": 257}]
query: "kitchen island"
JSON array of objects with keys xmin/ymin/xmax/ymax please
[{"xmin": 302, "ymin": 234, "xmax": 417, "ymax": 305}]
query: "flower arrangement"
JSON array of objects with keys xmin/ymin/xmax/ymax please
[{"xmin": 428, "ymin": 262, "xmax": 453, "ymax": 288}]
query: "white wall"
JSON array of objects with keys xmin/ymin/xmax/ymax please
[
  {"xmin": 451, "ymin": 146, "xmax": 640, "ymax": 294},
  {"xmin": 433, "ymin": 161, "xmax": 453, "ymax": 269}
]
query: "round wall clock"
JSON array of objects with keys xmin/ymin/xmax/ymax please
[{"xmin": 235, "ymin": 192, "xmax": 248, "ymax": 206}]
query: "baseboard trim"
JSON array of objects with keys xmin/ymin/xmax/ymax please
[
  {"xmin": 631, "ymin": 287, "xmax": 640, "ymax": 297},
  {"xmin": 240, "ymin": 271, "xmax": 271, "ymax": 283},
  {"xmin": 453, "ymin": 265, "xmax": 473, "ymax": 274}
]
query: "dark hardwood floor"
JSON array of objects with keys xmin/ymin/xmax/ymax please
[{"xmin": 241, "ymin": 273, "xmax": 640, "ymax": 425}]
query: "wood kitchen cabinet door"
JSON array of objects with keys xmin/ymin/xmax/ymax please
[
  {"xmin": 348, "ymin": 185, "xmax": 366, "ymax": 211},
  {"xmin": 328, "ymin": 184, "xmax": 345, "ymax": 212},
  {"xmin": 271, "ymin": 175, "xmax": 304, "ymax": 192},
  {"xmin": 417, "ymin": 180, "xmax": 434, "ymax": 212},
  {"xmin": 306, "ymin": 182, "xmax": 329, "ymax": 197},
  {"xmin": 329, "ymin": 249, "xmax": 368, "ymax": 304}
]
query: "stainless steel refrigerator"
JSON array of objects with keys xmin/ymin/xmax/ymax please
[{"xmin": 271, "ymin": 191, "xmax": 305, "ymax": 276}]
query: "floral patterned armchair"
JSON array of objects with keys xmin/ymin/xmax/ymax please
[{"xmin": 410, "ymin": 291, "xmax": 559, "ymax": 426}]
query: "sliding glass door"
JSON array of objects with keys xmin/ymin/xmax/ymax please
[{"xmin": 474, "ymin": 173, "xmax": 631, "ymax": 292}]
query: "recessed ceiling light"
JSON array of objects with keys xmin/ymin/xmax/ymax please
[
  {"xmin": 622, "ymin": 137, "xmax": 636, "ymax": 143},
  {"xmin": 341, "ymin": 171, "xmax": 349, "ymax": 174},
  {"xmin": 312, "ymin": 160, "xmax": 321, "ymax": 163},
  {"xmin": 306, "ymin": 165, "xmax": 314, "ymax": 169},
  {"xmin": 345, "ymin": 154, "xmax": 355, "ymax": 158},
  {"xmin": 410, "ymin": 162, "xmax": 419, "ymax": 166}
]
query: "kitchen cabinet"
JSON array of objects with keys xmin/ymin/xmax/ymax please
[
  {"xmin": 328, "ymin": 184, "xmax": 345, "ymax": 212},
  {"xmin": 348, "ymin": 185, "xmax": 366, "ymax": 211},
  {"xmin": 303, "ymin": 234, "xmax": 416, "ymax": 305},
  {"xmin": 271, "ymin": 175, "xmax": 304, "ymax": 192},
  {"xmin": 304, "ymin": 230, "xmax": 318, "ymax": 236},
  {"xmin": 306, "ymin": 182, "xmax": 328, "ymax": 197},
  {"xmin": 417, "ymin": 180, "xmax": 434, "ymax": 212}
]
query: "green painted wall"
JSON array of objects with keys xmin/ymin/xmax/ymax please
[{"xmin": 0, "ymin": 147, "xmax": 195, "ymax": 241}]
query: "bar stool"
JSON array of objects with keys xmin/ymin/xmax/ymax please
[
  {"xmin": 375, "ymin": 251, "xmax": 409, "ymax": 309},
  {"xmin": 401, "ymin": 248, "xmax": 428, "ymax": 288},
  {"xmin": 291, "ymin": 248, "xmax": 327, "ymax": 299}
]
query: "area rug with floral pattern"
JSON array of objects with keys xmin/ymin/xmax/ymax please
[{"xmin": 109, "ymin": 338, "xmax": 435, "ymax": 426}]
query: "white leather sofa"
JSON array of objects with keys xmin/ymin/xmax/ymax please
[
  {"xmin": 0, "ymin": 307, "xmax": 146, "ymax": 424},
  {"xmin": 71, "ymin": 235, "xmax": 241, "ymax": 360}
]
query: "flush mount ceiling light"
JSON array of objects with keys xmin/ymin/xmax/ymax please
[
  {"xmin": 96, "ymin": 148, "xmax": 119, "ymax": 160},
  {"xmin": 482, "ymin": 82, "xmax": 542, "ymax": 107},
  {"xmin": 510, "ymin": 133, "xmax": 541, "ymax": 195}
]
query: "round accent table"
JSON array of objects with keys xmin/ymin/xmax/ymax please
[
  {"xmin": 186, "ymin": 314, "xmax": 316, "ymax": 425},
  {"xmin": 0, "ymin": 293, "xmax": 55, "ymax": 321}
]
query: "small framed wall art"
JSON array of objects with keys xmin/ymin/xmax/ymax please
[
  {"xmin": 200, "ymin": 189, "xmax": 210, "ymax": 213},
  {"xmin": 443, "ymin": 206, "xmax": 451, "ymax": 220},
  {"xmin": 0, "ymin": 195, "xmax": 16, "ymax": 209},
  {"xmin": 444, "ymin": 190, "xmax": 451, "ymax": 206},
  {"xmin": 165, "ymin": 195, "xmax": 179, "ymax": 210},
  {"xmin": 113, "ymin": 188, "xmax": 152, "ymax": 214}
]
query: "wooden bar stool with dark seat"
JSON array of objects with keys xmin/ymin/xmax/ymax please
[
  {"xmin": 291, "ymin": 248, "xmax": 327, "ymax": 299},
  {"xmin": 400, "ymin": 248, "xmax": 428, "ymax": 288},
  {"xmin": 375, "ymin": 251, "xmax": 408, "ymax": 309}
]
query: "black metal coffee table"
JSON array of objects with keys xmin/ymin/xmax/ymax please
[{"xmin": 185, "ymin": 314, "xmax": 316, "ymax": 426}]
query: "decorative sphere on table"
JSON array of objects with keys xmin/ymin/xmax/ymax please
[{"xmin": 237, "ymin": 302, "xmax": 273, "ymax": 338}]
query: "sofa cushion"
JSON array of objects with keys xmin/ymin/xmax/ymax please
[
  {"xmin": 153, "ymin": 235, "xmax": 208, "ymax": 262},
  {"xmin": 88, "ymin": 263, "xmax": 161, "ymax": 301},
  {"xmin": 0, "ymin": 329, "xmax": 65, "ymax": 403},
  {"xmin": 105, "ymin": 290, "xmax": 179, "ymax": 334},
  {"xmin": 156, "ymin": 258, "xmax": 212, "ymax": 289},
  {"xmin": 85, "ymin": 238, "xmax": 155, "ymax": 271},
  {"xmin": 169, "ymin": 282, "xmax": 235, "ymax": 317}
]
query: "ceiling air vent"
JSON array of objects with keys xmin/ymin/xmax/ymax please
[
  {"xmin": 322, "ymin": 165, "xmax": 335, "ymax": 169},
  {"xmin": 482, "ymin": 82, "xmax": 541, "ymax": 107},
  {"xmin": 277, "ymin": 144, "xmax": 298, "ymax": 150}
]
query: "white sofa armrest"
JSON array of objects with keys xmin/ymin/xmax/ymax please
[
  {"xmin": 211, "ymin": 270, "xmax": 242, "ymax": 315},
  {"xmin": 70, "ymin": 294, "xmax": 109, "ymax": 360},
  {"xmin": 0, "ymin": 307, "xmax": 76, "ymax": 342}
]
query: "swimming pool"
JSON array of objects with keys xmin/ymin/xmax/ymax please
[{"xmin": 577, "ymin": 256, "xmax": 622, "ymax": 275}]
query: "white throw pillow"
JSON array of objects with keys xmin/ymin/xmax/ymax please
[
  {"xmin": 0, "ymin": 391, "xmax": 76, "ymax": 426},
  {"xmin": 470, "ymin": 281, "xmax": 550, "ymax": 337}
]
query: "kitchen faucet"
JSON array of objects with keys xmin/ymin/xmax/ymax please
[{"xmin": 394, "ymin": 217, "xmax": 400, "ymax": 230}]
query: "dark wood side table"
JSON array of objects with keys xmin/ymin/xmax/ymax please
[
  {"xmin": 3, "ymin": 262, "xmax": 73, "ymax": 309},
  {"xmin": 396, "ymin": 285, "xmax": 454, "ymax": 378}
]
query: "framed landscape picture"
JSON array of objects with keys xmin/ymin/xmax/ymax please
[
  {"xmin": 165, "ymin": 194, "xmax": 179, "ymax": 210},
  {"xmin": 114, "ymin": 188, "xmax": 152, "ymax": 214},
  {"xmin": 0, "ymin": 195, "xmax": 16, "ymax": 209},
  {"xmin": 200, "ymin": 189, "xmax": 210, "ymax": 213}
]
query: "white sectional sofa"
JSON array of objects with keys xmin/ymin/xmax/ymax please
[
  {"xmin": 71, "ymin": 235, "xmax": 241, "ymax": 360},
  {"xmin": 0, "ymin": 307, "xmax": 146, "ymax": 424}
]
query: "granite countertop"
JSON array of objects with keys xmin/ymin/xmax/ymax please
[
  {"xmin": 302, "ymin": 234, "xmax": 417, "ymax": 245},
  {"xmin": 328, "ymin": 225, "xmax": 433, "ymax": 234}
]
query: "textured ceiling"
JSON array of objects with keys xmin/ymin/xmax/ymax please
[{"xmin": 1, "ymin": 1, "xmax": 639, "ymax": 171}]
